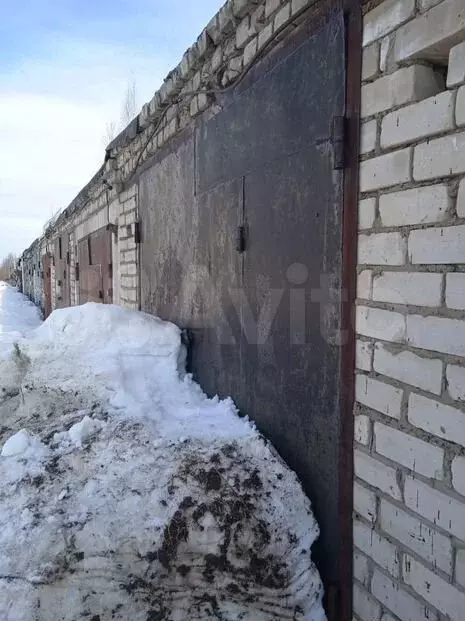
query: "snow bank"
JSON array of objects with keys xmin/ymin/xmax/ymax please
[{"xmin": 0, "ymin": 295, "xmax": 326, "ymax": 621}]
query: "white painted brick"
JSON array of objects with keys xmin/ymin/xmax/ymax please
[
  {"xmin": 403, "ymin": 554, "xmax": 465, "ymax": 621},
  {"xmin": 257, "ymin": 22, "xmax": 273, "ymax": 49},
  {"xmin": 447, "ymin": 42, "xmax": 465, "ymax": 87},
  {"xmin": 458, "ymin": 177, "xmax": 465, "ymax": 218},
  {"xmin": 273, "ymin": 4, "xmax": 290, "ymax": 30},
  {"xmin": 356, "ymin": 374, "xmax": 403, "ymax": 418},
  {"xmin": 456, "ymin": 549, "xmax": 465, "ymax": 588},
  {"xmin": 381, "ymin": 91, "xmax": 454, "ymax": 149},
  {"xmin": 407, "ymin": 314, "xmax": 465, "ymax": 357},
  {"xmin": 457, "ymin": 85, "xmax": 465, "ymax": 127},
  {"xmin": 357, "ymin": 270, "xmax": 372, "ymax": 299},
  {"xmin": 405, "ymin": 476, "xmax": 465, "ymax": 539},
  {"xmin": 360, "ymin": 149, "xmax": 411, "ymax": 192},
  {"xmin": 354, "ymin": 519, "xmax": 399, "ymax": 576},
  {"xmin": 372, "ymin": 271, "xmax": 442, "ymax": 308},
  {"xmin": 395, "ymin": 0, "xmax": 465, "ymax": 62},
  {"xmin": 361, "ymin": 120, "xmax": 377, "ymax": 154},
  {"xmin": 379, "ymin": 35, "xmax": 392, "ymax": 72},
  {"xmin": 358, "ymin": 197, "xmax": 376, "ymax": 230},
  {"xmin": 361, "ymin": 66, "xmax": 443, "ymax": 118},
  {"xmin": 122, "ymin": 249, "xmax": 137, "ymax": 263},
  {"xmin": 265, "ymin": 0, "xmax": 280, "ymax": 18},
  {"xmin": 355, "ymin": 414, "xmax": 371, "ymax": 445},
  {"xmin": 356, "ymin": 340, "xmax": 373, "ymax": 371},
  {"xmin": 354, "ymin": 481, "xmax": 377, "ymax": 523},
  {"xmin": 414, "ymin": 131, "xmax": 465, "ymax": 181},
  {"xmin": 291, "ymin": 0, "xmax": 309, "ymax": 16},
  {"xmin": 354, "ymin": 449, "xmax": 402, "ymax": 500},
  {"xmin": 409, "ymin": 225, "xmax": 465, "ymax": 264},
  {"xmin": 446, "ymin": 273, "xmax": 465, "ymax": 309},
  {"xmin": 379, "ymin": 184, "xmax": 448, "ymax": 227},
  {"xmin": 452, "ymin": 455, "xmax": 465, "ymax": 496},
  {"xmin": 354, "ymin": 550, "xmax": 370, "ymax": 586},
  {"xmin": 447, "ymin": 364, "xmax": 465, "ymax": 401},
  {"xmin": 362, "ymin": 43, "xmax": 379, "ymax": 81},
  {"xmin": 374, "ymin": 343, "xmax": 442, "ymax": 394},
  {"xmin": 408, "ymin": 392, "xmax": 465, "ymax": 447},
  {"xmin": 243, "ymin": 36, "xmax": 257, "ymax": 66},
  {"xmin": 357, "ymin": 306, "xmax": 406, "ymax": 343},
  {"xmin": 419, "ymin": 0, "xmax": 442, "ymax": 10},
  {"xmin": 380, "ymin": 500, "xmax": 452, "ymax": 573},
  {"xmin": 371, "ymin": 569, "xmax": 438, "ymax": 621},
  {"xmin": 358, "ymin": 232, "xmax": 407, "ymax": 265},
  {"xmin": 363, "ymin": 0, "xmax": 415, "ymax": 46},
  {"xmin": 375, "ymin": 422, "xmax": 444, "ymax": 478},
  {"xmin": 353, "ymin": 583, "xmax": 382, "ymax": 621}
]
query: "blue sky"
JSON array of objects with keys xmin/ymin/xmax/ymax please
[{"xmin": 0, "ymin": 0, "xmax": 224, "ymax": 257}]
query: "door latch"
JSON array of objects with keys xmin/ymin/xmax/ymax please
[
  {"xmin": 236, "ymin": 225, "xmax": 247, "ymax": 253},
  {"xmin": 331, "ymin": 116, "xmax": 346, "ymax": 170}
]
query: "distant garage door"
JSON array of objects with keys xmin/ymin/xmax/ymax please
[{"xmin": 78, "ymin": 227, "xmax": 113, "ymax": 304}]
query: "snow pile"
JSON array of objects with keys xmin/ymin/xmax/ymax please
[
  {"xmin": 0, "ymin": 285, "xmax": 326, "ymax": 621},
  {"xmin": 0, "ymin": 281, "xmax": 42, "ymax": 343}
]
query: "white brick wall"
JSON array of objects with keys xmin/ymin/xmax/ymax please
[
  {"xmin": 381, "ymin": 91, "xmax": 454, "ymax": 148},
  {"xmin": 353, "ymin": 582, "xmax": 382, "ymax": 621},
  {"xmin": 447, "ymin": 41, "xmax": 465, "ymax": 88},
  {"xmin": 354, "ymin": 519, "xmax": 400, "ymax": 576},
  {"xmin": 356, "ymin": 306, "xmax": 405, "ymax": 342},
  {"xmin": 380, "ymin": 500, "xmax": 452, "ymax": 573},
  {"xmin": 378, "ymin": 184, "xmax": 448, "ymax": 227},
  {"xmin": 414, "ymin": 131, "xmax": 465, "ymax": 180},
  {"xmin": 371, "ymin": 569, "xmax": 437, "ymax": 621},
  {"xmin": 403, "ymin": 555, "xmax": 465, "ymax": 621},
  {"xmin": 356, "ymin": 2, "xmax": 465, "ymax": 619},
  {"xmin": 408, "ymin": 392, "xmax": 465, "ymax": 447},
  {"xmin": 372, "ymin": 271, "xmax": 442, "ymax": 307},
  {"xmin": 358, "ymin": 231, "xmax": 407, "ymax": 265},
  {"xmin": 374, "ymin": 422, "xmax": 444, "ymax": 478},
  {"xmin": 361, "ymin": 66, "xmax": 442, "ymax": 118},
  {"xmin": 363, "ymin": 0, "xmax": 415, "ymax": 46},
  {"xmin": 356, "ymin": 374, "xmax": 402, "ymax": 418},
  {"xmin": 354, "ymin": 449, "xmax": 402, "ymax": 500},
  {"xmin": 354, "ymin": 481, "xmax": 377, "ymax": 523},
  {"xmin": 359, "ymin": 148, "xmax": 411, "ymax": 191},
  {"xmin": 447, "ymin": 364, "xmax": 465, "ymax": 401},
  {"xmin": 446, "ymin": 273, "xmax": 465, "ymax": 309},
  {"xmin": 373, "ymin": 343, "xmax": 442, "ymax": 393}
]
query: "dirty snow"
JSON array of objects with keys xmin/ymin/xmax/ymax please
[{"xmin": 0, "ymin": 282, "xmax": 326, "ymax": 621}]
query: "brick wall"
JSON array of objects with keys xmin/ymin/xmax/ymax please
[
  {"xmin": 118, "ymin": 184, "xmax": 139, "ymax": 309},
  {"xmin": 354, "ymin": 1, "xmax": 465, "ymax": 620}
]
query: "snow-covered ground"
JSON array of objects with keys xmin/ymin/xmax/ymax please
[{"xmin": 0, "ymin": 282, "xmax": 326, "ymax": 621}]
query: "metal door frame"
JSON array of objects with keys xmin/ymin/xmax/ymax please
[{"xmin": 131, "ymin": 2, "xmax": 361, "ymax": 618}]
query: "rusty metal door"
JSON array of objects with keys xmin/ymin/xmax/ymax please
[
  {"xmin": 43, "ymin": 254, "xmax": 52, "ymax": 318},
  {"xmin": 78, "ymin": 227, "xmax": 113, "ymax": 304},
  {"xmin": 54, "ymin": 235, "xmax": 70, "ymax": 308},
  {"xmin": 139, "ymin": 9, "xmax": 348, "ymax": 617}
]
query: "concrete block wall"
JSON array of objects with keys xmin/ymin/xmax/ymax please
[
  {"xmin": 355, "ymin": 1, "xmax": 465, "ymax": 620},
  {"xmin": 118, "ymin": 184, "xmax": 139, "ymax": 309}
]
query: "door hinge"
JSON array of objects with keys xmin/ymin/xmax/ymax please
[{"xmin": 331, "ymin": 116, "xmax": 346, "ymax": 170}]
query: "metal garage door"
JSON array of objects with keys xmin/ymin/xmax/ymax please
[{"xmin": 138, "ymin": 8, "xmax": 353, "ymax": 619}]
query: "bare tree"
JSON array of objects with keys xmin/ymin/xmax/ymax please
[
  {"xmin": 0, "ymin": 253, "xmax": 17, "ymax": 282},
  {"xmin": 121, "ymin": 80, "xmax": 137, "ymax": 126},
  {"xmin": 103, "ymin": 80, "xmax": 138, "ymax": 146}
]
